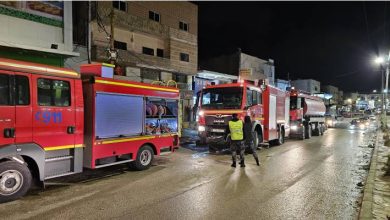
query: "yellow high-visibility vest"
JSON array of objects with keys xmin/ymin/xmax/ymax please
[{"xmin": 229, "ymin": 120, "xmax": 243, "ymax": 141}]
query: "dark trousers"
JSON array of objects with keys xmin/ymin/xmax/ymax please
[
  {"xmin": 245, "ymin": 140, "xmax": 259, "ymax": 160},
  {"xmin": 230, "ymin": 140, "xmax": 245, "ymax": 162}
]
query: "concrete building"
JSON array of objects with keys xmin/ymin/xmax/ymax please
[
  {"xmin": 0, "ymin": 1, "xmax": 78, "ymax": 66},
  {"xmin": 200, "ymin": 50, "xmax": 275, "ymax": 85},
  {"xmin": 89, "ymin": 1, "xmax": 198, "ymax": 129},
  {"xmin": 344, "ymin": 92, "xmax": 359, "ymax": 105},
  {"xmin": 291, "ymin": 79, "xmax": 321, "ymax": 94},
  {"xmin": 322, "ymin": 85, "xmax": 339, "ymax": 105},
  {"xmin": 276, "ymin": 79, "xmax": 291, "ymax": 91},
  {"xmin": 90, "ymin": 2, "xmax": 197, "ymax": 84},
  {"xmin": 338, "ymin": 90, "xmax": 344, "ymax": 105}
]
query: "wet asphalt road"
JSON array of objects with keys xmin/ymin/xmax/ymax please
[{"xmin": 0, "ymin": 126, "xmax": 375, "ymax": 220}]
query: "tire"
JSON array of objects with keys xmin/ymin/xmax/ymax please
[
  {"xmin": 320, "ymin": 124, "xmax": 324, "ymax": 135},
  {"xmin": 208, "ymin": 144, "xmax": 218, "ymax": 153},
  {"xmin": 305, "ymin": 124, "xmax": 311, "ymax": 139},
  {"xmin": 313, "ymin": 128, "xmax": 320, "ymax": 136},
  {"xmin": 299, "ymin": 126, "xmax": 305, "ymax": 140},
  {"xmin": 254, "ymin": 130, "xmax": 263, "ymax": 147},
  {"xmin": 276, "ymin": 129, "xmax": 285, "ymax": 145},
  {"xmin": 0, "ymin": 161, "xmax": 32, "ymax": 203},
  {"xmin": 130, "ymin": 145, "xmax": 154, "ymax": 171}
]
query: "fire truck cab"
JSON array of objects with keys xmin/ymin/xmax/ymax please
[{"xmin": 198, "ymin": 81, "xmax": 289, "ymax": 152}]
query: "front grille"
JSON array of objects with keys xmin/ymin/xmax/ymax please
[{"xmin": 205, "ymin": 115, "xmax": 232, "ymax": 126}]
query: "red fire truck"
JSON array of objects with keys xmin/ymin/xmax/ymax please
[
  {"xmin": 0, "ymin": 58, "xmax": 179, "ymax": 202},
  {"xmin": 289, "ymin": 89, "xmax": 326, "ymax": 139},
  {"xmin": 197, "ymin": 81, "xmax": 290, "ymax": 152}
]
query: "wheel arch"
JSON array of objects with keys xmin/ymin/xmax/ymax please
[
  {"xmin": 0, "ymin": 143, "xmax": 45, "ymax": 181},
  {"xmin": 253, "ymin": 122, "xmax": 263, "ymax": 139},
  {"xmin": 143, "ymin": 142, "xmax": 157, "ymax": 155}
]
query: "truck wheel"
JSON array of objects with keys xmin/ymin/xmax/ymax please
[
  {"xmin": 0, "ymin": 161, "xmax": 32, "ymax": 203},
  {"xmin": 208, "ymin": 144, "xmax": 218, "ymax": 153},
  {"xmin": 320, "ymin": 124, "xmax": 324, "ymax": 135},
  {"xmin": 313, "ymin": 127, "xmax": 320, "ymax": 136},
  {"xmin": 300, "ymin": 126, "xmax": 305, "ymax": 140},
  {"xmin": 305, "ymin": 125, "xmax": 311, "ymax": 139},
  {"xmin": 254, "ymin": 130, "xmax": 263, "ymax": 147},
  {"xmin": 131, "ymin": 145, "xmax": 154, "ymax": 171},
  {"xmin": 276, "ymin": 129, "xmax": 285, "ymax": 145}
]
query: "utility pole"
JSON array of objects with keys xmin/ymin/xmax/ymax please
[
  {"xmin": 87, "ymin": 1, "xmax": 91, "ymax": 64},
  {"xmin": 109, "ymin": 7, "xmax": 117, "ymax": 65},
  {"xmin": 384, "ymin": 51, "xmax": 390, "ymax": 128}
]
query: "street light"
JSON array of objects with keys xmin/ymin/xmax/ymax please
[
  {"xmin": 375, "ymin": 53, "xmax": 390, "ymax": 128},
  {"xmin": 376, "ymin": 57, "xmax": 385, "ymax": 64}
]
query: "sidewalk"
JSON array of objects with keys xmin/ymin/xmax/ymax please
[{"xmin": 360, "ymin": 127, "xmax": 390, "ymax": 219}]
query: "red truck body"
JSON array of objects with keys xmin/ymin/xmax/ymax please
[
  {"xmin": 0, "ymin": 58, "xmax": 179, "ymax": 202},
  {"xmin": 197, "ymin": 81, "xmax": 289, "ymax": 151},
  {"xmin": 289, "ymin": 89, "xmax": 326, "ymax": 139}
]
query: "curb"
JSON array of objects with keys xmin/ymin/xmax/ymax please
[{"xmin": 359, "ymin": 130, "xmax": 381, "ymax": 220}]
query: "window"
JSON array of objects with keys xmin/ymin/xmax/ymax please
[
  {"xmin": 141, "ymin": 68, "xmax": 160, "ymax": 81},
  {"xmin": 0, "ymin": 74, "xmax": 10, "ymax": 105},
  {"xmin": 113, "ymin": 1, "xmax": 126, "ymax": 11},
  {"xmin": 246, "ymin": 89, "xmax": 253, "ymax": 107},
  {"xmin": 179, "ymin": 21, "xmax": 189, "ymax": 32},
  {"xmin": 142, "ymin": 47, "xmax": 154, "ymax": 56},
  {"xmin": 157, "ymin": 48, "xmax": 164, "ymax": 58},
  {"xmin": 114, "ymin": 41, "xmax": 127, "ymax": 50},
  {"xmin": 15, "ymin": 75, "xmax": 29, "ymax": 105},
  {"xmin": 149, "ymin": 11, "xmax": 160, "ymax": 22},
  {"xmin": 173, "ymin": 74, "xmax": 187, "ymax": 83},
  {"xmin": 38, "ymin": 78, "xmax": 70, "ymax": 107},
  {"xmin": 180, "ymin": 53, "xmax": 189, "ymax": 62},
  {"xmin": 290, "ymin": 97, "xmax": 302, "ymax": 110},
  {"xmin": 201, "ymin": 87, "xmax": 243, "ymax": 110}
]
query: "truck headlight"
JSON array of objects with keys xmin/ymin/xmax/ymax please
[
  {"xmin": 291, "ymin": 125, "xmax": 298, "ymax": 130},
  {"xmin": 327, "ymin": 120, "xmax": 333, "ymax": 126},
  {"xmin": 198, "ymin": 125, "xmax": 205, "ymax": 132},
  {"xmin": 359, "ymin": 124, "xmax": 365, "ymax": 129},
  {"xmin": 198, "ymin": 110, "xmax": 204, "ymax": 116}
]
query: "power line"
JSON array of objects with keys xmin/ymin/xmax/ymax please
[
  {"xmin": 362, "ymin": 1, "xmax": 372, "ymax": 50},
  {"xmin": 384, "ymin": 1, "xmax": 387, "ymax": 49}
]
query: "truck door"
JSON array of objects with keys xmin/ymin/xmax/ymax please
[
  {"xmin": 32, "ymin": 75, "xmax": 75, "ymax": 150},
  {"xmin": 14, "ymin": 72, "xmax": 32, "ymax": 143},
  {"xmin": 0, "ymin": 71, "xmax": 15, "ymax": 145}
]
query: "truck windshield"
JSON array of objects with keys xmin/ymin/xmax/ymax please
[
  {"xmin": 290, "ymin": 96, "xmax": 302, "ymax": 110},
  {"xmin": 201, "ymin": 87, "xmax": 243, "ymax": 109}
]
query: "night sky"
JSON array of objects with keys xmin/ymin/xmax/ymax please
[{"xmin": 197, "ymin": 2, "xmax": 390, "ymax": 93}]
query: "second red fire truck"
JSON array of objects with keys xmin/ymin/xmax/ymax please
[
  {"xmin": 197, "ymin": 81, "xmax": 290, "ymax": 152},
  {"xmin": 0, "ymin": 58, "xmax": 179, "ymax": 202}
]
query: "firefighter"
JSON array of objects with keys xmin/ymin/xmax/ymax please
[
  {"xmin": 228, "ymin": 113, "xmax": 245, "ymax": 167},
  {"xmin": 243, "ymin": 116, "xmax": 260, "ymax": 166}
]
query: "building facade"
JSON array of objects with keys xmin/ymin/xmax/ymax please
[
  {"xmin": 276, "ymin": 79, "xmax": 291, "ymax": 91},
  {"xmin": 90, "ymin": 1, "xmax": 197, "ymax": 83},
  {"xmin": 322, "ymin": 85, "xmax": 339, "ymax": 105},
  {"xmin": 291, "ymin": 79, "xmax": 321, "ymax": 94},
  {"xmin": 89, "ymin": 1, "xmax": 198, "ymax": 129},
  {"xmin": 0, "ymin": 1, "xmax": 78, "ymax": 66},
  {"xmin": 200, "ymin": 50, "xmax": 275, "ymax": 85}
]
